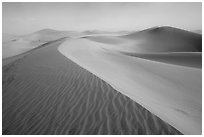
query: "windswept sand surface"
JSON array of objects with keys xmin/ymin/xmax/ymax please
[
  {"xmin": 58, "ymin": 38, "xmax": 201, "ymax": 134},
  {"xmin": 2, "ymin": 39, "xmax": 182, "ymax": 135}
]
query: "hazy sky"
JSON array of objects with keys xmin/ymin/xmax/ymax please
[{"xmin": 3, "ymin": 2, "xmax": 202, "ymax": 35}]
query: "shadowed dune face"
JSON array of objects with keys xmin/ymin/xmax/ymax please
[
  {"xmin": 121, "ymin": 27, "xmax": 202, "ymax": 52},
  {"xmin": 88, "ymin": 27, "xmax": 202, "ymax": 53},
  {"xmin": 122, "ymin": 52, "xmax": 202, "ymax": 69},
  {"xmin": 2, "ymin": 39, "xmax": 182, "ymax": 135}
]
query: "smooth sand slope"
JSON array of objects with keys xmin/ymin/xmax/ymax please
[
  {"xmin": 58, "ymin": 36, "xmax": 202, "ymax": 134},
  {"xmin": 2, "ymin": 38, "xmax": 181, "ymax": 135}
]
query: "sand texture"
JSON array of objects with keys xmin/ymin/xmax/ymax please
[
  {"xmin": 3, "ymin": 27, "xmax": 201, "ymax": 135},
  {"xmin": 59, "ymin": 36, "xmax": 201, "ymax": 134},
  {"xmin": 2, "ymin": 38, "xmax": 181, "ymax": 135}
]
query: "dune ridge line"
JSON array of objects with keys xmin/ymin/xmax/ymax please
[{"xmin": 58, "ymin": 38, "xmax": 201, "ymax": 134}]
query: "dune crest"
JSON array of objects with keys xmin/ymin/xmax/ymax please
[{"xmin": 58, "ymin": 38, "xmax": 202, "ymax": 134}]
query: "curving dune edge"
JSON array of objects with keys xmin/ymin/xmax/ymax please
[{"xmin": 58, "ymin": 38, "xmax": 202, "ymax": 134}]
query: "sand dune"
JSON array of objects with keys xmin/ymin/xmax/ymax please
[
  {"xmin": 3, "ymin": 29, "xmax": 124, "ymax": 59},
  {"xmin": 2, "ymin": 29, "xmax": 84, "ymax": 59},
  {"xmin": 88, "ymin": 27, "xmax": 202, "ymax": 53},
  {"xmin": 22, "ymin": 29, "xmax": 82, "ymax": 42},
  {"xmin": 2, "ymin": 39, "xmax": 45, "ymax": 59},
  {"xmin": 58, "ymin": 38, "xmax": 201, "ymax": 134},
  {"xmin": 2, "ymin": 26, "xmax": 201, "ymax": 135},
  {"xmin": 2, "ymin": 38, "xmax": 181, "ymax": 135},
  {"xmin": 87, "ymin": 30, "xmax": 201, "ymax": 69},
  {"xmin": 121, "ymin": 26, "xmax": 202, "ymax": 52},
  {"xmin": 2, "ymin": 38, "xmax": 67, "ymax": 66}
]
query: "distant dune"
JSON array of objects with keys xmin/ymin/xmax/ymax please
[
  {"xmin": 2, "ymin": 29, "xmax": 83, "ymax": 59},
  {"xmin": 22, "ymin": 29, "xmax": 82, "ymax": 42},
  {"xmin": 2, "ymin": 38, "xmax": 45, "ymax": 59},
  {"xmin": 2, "ymin": 29, "xmax": 128, "ymax": 59},
  {"xmin": 2, "ymin": 38, "xmax": 181, "ymax": 135},
  {"xmin": 88, "ymin": 26, "xmax": 201, "ymax": 53},
  {"xmin": 121, "ymin": 26, "xmax": 202, "ymax": 52},
  {"xmin": 87, "ymin": 26, "xmax": 202, "ymax": 68}
]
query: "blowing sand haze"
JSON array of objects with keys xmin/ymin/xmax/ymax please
[{"xmin": 2, "ymin": 2, "xmax": 202, "ymax": 135}]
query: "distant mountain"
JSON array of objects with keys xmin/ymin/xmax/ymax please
[{"xmin": 121, "ymin": 26, "xmax": 202, "ymax": 52}]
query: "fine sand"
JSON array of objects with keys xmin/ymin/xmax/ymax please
[
  {"xmin": 2, "ymin": 38, "xmax": 181, "ymax": 135},
  {"xmin": 58, "ymin": 37, "xmax": 201, "ymax": 134}
]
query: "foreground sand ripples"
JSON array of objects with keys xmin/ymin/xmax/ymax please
[{"xmin": 2, "ymin": 39, "xmax": 181, "ymax": 135}]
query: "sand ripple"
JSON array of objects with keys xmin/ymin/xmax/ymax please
[{"xmin": 2, "ymin": 39, "xmax": 181, "ymax": 135}]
